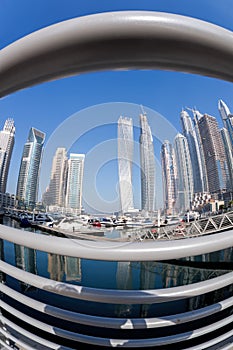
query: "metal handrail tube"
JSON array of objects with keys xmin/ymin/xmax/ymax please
[
  {"xmin": 0, "ymin": 260, "xmax": 232, "ymax": 304},
  {"xmin": 1, "ymin": 282, "xmax": 233, "ymax": 329},
  {"xmin": 0, "ymin": 339, "xmax": 12, "ymax": 350},
  {"xmin": 0, "ymin": 328, "xmax": 39, "ymax": 350},
  {"xmin": 1, "ymin": 299, "xmax": 233, "ymax": 348},
  {"xmin": 1, "ymin": 11, "xmax": 233, "ymax": 98},
  {"xmin": 0, "ymin": 317, "xmax": 69, "ymax": 350},
  {"xmin": 0, "ymin": 225, "xmax": 232, "ymax": 261},
  {"xmin": 185, "ymin": 331, "xmax": 233, "ymax": 350}
]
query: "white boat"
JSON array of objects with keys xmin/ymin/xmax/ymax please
[
  {"xmin": 125, "ymin": 219, "xmax": 155, "ymax": 228},
  {"xmin": 55, "ymin": 217, "xmax": 87, "ymax": 231},
  {"xmin": 98, "ymin": 217, "xmax": 116, "ymax": 227},
  {"xmin": 30, "ymin": 213, "xmax": 55, "ymax": 227}
]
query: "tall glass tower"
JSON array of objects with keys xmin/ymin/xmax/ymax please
[
  {"xmin": 197, "ymin": 114, "xmax": 228, "ymax": 194},
  {"xmin": 180, "ymin": 110, "xmax": 203, "ymax": 193},
  {"xmin": 161, "ymin": 140, "xmax": 177, "ymax": 215},
  {"xmin": 174, "ymin": 133, "xmax": 193, "ymax": 213},
  {"xmin": 44, "ymin": 147, "xmax": 68, "ymax": 206},
  {"xmin": 192, "ymin": 108, "xmax": 209, "ymax": 193},
  {"xmin": 218, "ymin": 99, "xmax": 233, "ymax": 146},
  {"xmin": 0, "ymin": 118, "xmax": 15, "ymax": 193},
  {"xmin": 220, "ymin": 128, "xmax": 233, "ymax": 191},
  {"xmin": 118, "ymin": 116, "xmax": 134, "ymax": 213},
  {"xmin": 16, "ymin": 127, "xmax": 45, "ymax": 206},
  {"xmin": 65, "ymin": 153, "xmax": 85, "ymax": 214},
  {"xmin": 140, "ymin": 113, "xmax": 155, "ymax": 212}
]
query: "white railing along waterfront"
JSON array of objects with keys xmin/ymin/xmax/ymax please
[{"xmin": 133, "ymin": 211, "xmax": 233, "ymax": 241}]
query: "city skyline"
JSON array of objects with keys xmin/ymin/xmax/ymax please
[{"xmin": 1, "ymin": 98, "xmax": 232, "ymax": 213}]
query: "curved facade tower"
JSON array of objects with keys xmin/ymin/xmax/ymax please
[
  {"xmin": 180, "ymin": 110, "xmax": 204, "ymax": 193},
  {"xmin": 140, "ymin": 113, "xmax": 155, "ymax": 212},
  {"xmin": 161, "ymin": 140, "xmax": 177, "ymax": 215},
  {"xmin": 0, "ymin": 118, "xmax": 15, "ymax": 193},
  {"xmin": 118, "ymin": 116, "xmax": 134, "ymax": 213},
  {"xmin": 16, "ymin": 127, "xmax": 45, "ymax": 206},
  {"xmin": 174, "ymin": 133, "xmax": 194, "ymax": 213},
  {"xmin": 220, "ymin": 128, "xmax": 233, "ymax": 191},
  {"xmin": 218, "ymin": 99, "xmax": 233, "ymax": 146}
]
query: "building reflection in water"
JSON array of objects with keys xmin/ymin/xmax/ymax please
[
  {"xmin": 115, "ymin": 262, "xmax": 133, "ymax": 317},
  {"xmin": 64, "ymin": 256, "xmax": 82, "ymax": 282},
  {"xmin": 0, "ymin": 239, "xmax": 5, "ymax": 283},
  {"xmin": 47, "ymin": 253, "xmax": 82, "ymax": 283},
  {"xmin": 14, "ymin": 244, "xmax": 37, "ymax": 292}
]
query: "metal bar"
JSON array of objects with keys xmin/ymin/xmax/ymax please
[
  {"xmin": 0, "ymin": 339, "xmax": 13, "ymax": 350},
  {"xmin": 1, "ymin": 12, "xmax": 233, "ymax": 98},
  {"xmin": 0, "ymin": 260, "xmax": 232, "ymax": 304},
  {"xmin": 184, "ymin": 330, "xmax": 233, "ymax": 350},
  {"xmin": 1, "ymin": 282, "xmax": 233, "ymax": 329},
  {"xmin": 1, "ymin": 299, "xmax": 233, "ymax": 348},
  {"xmin": 0, "ymin": 317, "xmax": 69, "ymax": 349},
  {"xmin": 0, "ymin": 284, "xmax": 233, "ymax": 329},
  {"xmin": 0, "ymin": 224, "xmax": 232, "ymax": 261}
]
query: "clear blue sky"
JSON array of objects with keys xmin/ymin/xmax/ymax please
[{"xmin": 1, "ymin": 0, "xmax": 233, "ymax": 213}]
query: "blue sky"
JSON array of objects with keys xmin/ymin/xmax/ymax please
[{"xmin": 1, "ymin": 0, "xmax": 233, "ymax": 212}]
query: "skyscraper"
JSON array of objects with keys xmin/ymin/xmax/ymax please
[
  {"xmin": 16, "ymin": 127, "xmax": 45, "ymax": 206},
  {"xmin": 174, "ymin": 133, "xmax": 193, "ymax": 213},
  {"xmin": 218, "ymin": 99, "xmax": 233, "ymax": 146},
  {"xmin": 192, "ymin": 108, "xmax": 209, "ymax": 193},
  {"xmin": 65, "ymin": 153, "xmax": 85, "ymax": 213},
  {"xmin": 180, "ymin": 110, "xmax": 203, "ymax": 193},
  {"xmin": 118, "ymin": 116, "xmax": 134, "ymax": 213},
  {"xmin": 161, "ymin": 140, "xmax": 177, "ymax": 215},
  {"xmin": 140, "ymin": 113, "xmax": 155, "ymax": 212},
  {"xmin": 197, "ymin": 114, "xmax": 228, "ymax": 194},
  {"xmin": 0, "ymin": 118, "xmax": 15, "ymax": 193},
  {"xmin": 44, "ymin": 148, "xmax": 68, "ymax": 206},
  {"xmin": 220, "ymin": 128, "xmax": 233, "ymax": 191}
]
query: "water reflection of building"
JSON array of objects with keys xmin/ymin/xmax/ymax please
[
  {"xmin": 47, "ymin": 254, "xmax": 82, "ymax": 283},
  {"xmin": 139, "ymin": 262, "xmax": 157, "ymax": 317},
  {"xmin": 65, "ymin": 257, "xmax": 82, "ymax": 282},
  {"xmin": 115, "ymin": 262, "xmax": 133, "ymax": 317},
  {"xmin": 47, "ymin": 253, "xmax": 65, "ymax": 281},
  {"xmin": 0, "ymin": 239, "xmax": 5, "ymax": 283},
  {"xmin": 14, "ymin": 244, "xmax": 37, "ymax": 292}
]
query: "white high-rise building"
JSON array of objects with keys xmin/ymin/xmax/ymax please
[
  {"xmin": 192, "ymin": 108, "xmax": 209, "ymax": 193},
  {"xmin": 0, "ymin": 118, "xmax": 15, "ymax": 193},
  {"xmin": 180, "ymin": 110, "xmax": 204, "ymax": 193},
  {"xmin": 44, "ymin": 148, "xmax": 68, "ymax": 206},
  {"xmin": 140, "ymin": 113, "xmax": 155, "ymax": 212},
  {"xmin": 161, "ymin": 140, "xmax": 177, "ymax": 215},
  {"xmin": 174, "ymin": 133, "xmax": 194, "ymax": 213},
  {"xmin": 65, "ymin": 153, "xmax": 85, "ymax": 214},
  {"xmin": 118, "ymin": 116, "xmax": 134, "ymax": 213},
  {"xmin": 16, "ymin": 127, "xmax": 45, "ymax": 206}
]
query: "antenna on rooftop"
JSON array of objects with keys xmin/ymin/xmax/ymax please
[
  {"xmin": 185, "ymin": 106, "xmax": 195, "ymax": 113},
  {"xmin": 140, "ymin": 104, "xmax": 147, "ymax": 115}
]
